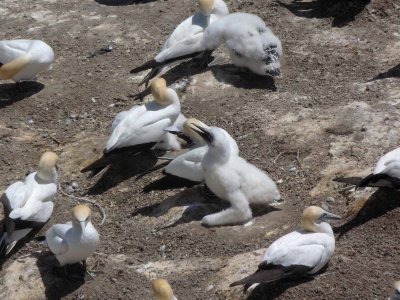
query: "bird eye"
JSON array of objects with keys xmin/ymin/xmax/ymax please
[
  {"xmin": 233, "ymin": 49, "xmax": 242, "ymax": 58},
  {"xmin": 270, "ymin": 44, "xmax": 277, "ymax": 49}
]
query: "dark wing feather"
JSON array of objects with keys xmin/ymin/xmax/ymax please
[
  {"xmin": 357, "ymin": 173, "xmax": 400, "ymax": 188},
  {"xmin": 333, "ymin": 177, "xmax": 364, "ymax": 185},
  {"xmin": 130, "ymin": 59, "xmax": 159, "ymax": 74},
  {"xmin": 143, "ymin": 173, "xmax": 200, "ymax": 193}
]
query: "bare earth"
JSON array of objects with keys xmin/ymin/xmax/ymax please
[{"xmin": 0, "ymin": 0, "xmax": 400, "ymax": 299}]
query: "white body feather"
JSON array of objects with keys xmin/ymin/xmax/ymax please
[{"xmin": 373, "ymin": 147, "xmax": 400, "ymax": 178}]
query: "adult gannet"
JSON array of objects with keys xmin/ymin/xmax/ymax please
[
  {"xmin": 0, "ymin": 152, "xmax": 58, "ymax": 259},
  {"xmin": 334, "ymin": 147, "xmax": 400, "ymax": 189},
  {"xmin": 46, "ymin": 204, "xmax": 99, "ymax": 269},
  {"xmin": 132, "ymin": 12, "xmax": 282, "ymax": 82},
  {"xmin": 389, "ymin": 281, "xmax": 400, "ymax": 300},
  {"xmin": 130, "ymin": 0, "xmax": 229, "ymax": 87},
  {"xmin": 189, "ymin": 124, "xmax": 280, "ymax": 226},
  {"xmin": 230, "ymin": 206, "xmax": 340, "ymax": 289},
  {"xmin": 164, "ymin": 118, "xmax": 239, "ymax": 182},
  {"xmin": 0, "ymin": 39, "xmax": 54, "ymax": 82},
  {"xmin": 151, "ymin": 278, "xmax": 178, "ymax": 300}
]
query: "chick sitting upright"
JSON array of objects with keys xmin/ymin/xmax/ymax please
[{"xmin": 190, "ymin": 124, "xmax": 280, "ymax": 226}]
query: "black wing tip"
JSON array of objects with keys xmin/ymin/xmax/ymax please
[{"xmin": 130, "ymin": 59, "xmax": 158, "ymax": 74}]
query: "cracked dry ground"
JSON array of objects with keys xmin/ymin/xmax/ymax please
[{"xmin": 0, "ymin": 0, "xmax": 400, "ymax": 299}]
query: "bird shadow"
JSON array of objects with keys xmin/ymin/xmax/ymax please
[
  {"xmin": 370, "ymin": 63, "xmax": 400, "ymax": 81},
  {"xmin": 34, "ymin": 252, "xmax": 84, "ymax": 300},
  {"xmin": 94, "ymin": 0, "xmax": 155, "ymax": 5},
  {"xmin": 87, "ymin": 151, "xmax": 158, "ymax": 195},
  {"xmin": 142, "ymin": 174, "xmax": 200, "ymax": 193},
  {"xmin": 246, "ymin": 276, "xmax": 314, "ymax": 300},
  {"xmin": 132, "ymin": 186, "xmax": 280, "ymax": 229},
  {"xmin": 131, "ymin": 60, "xmax": 276, "ymax": 100},
  {"xmin": 0, "ymin": 82, "xmax": 44, "ymax": 109},
  {"xmin": 277, "ymin": 0, "xmax": 370, "ymax": 27},
  {"xmin": 334, "ymin": 188, "xmax": 400, "ymax": 238}
]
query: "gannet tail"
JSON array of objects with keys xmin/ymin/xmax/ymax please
[
  {"xmin": 334, "ymin": 174, "xmax": 400, "ymax": 189},
  {"xmin": 130, "ymin": 59, "xmax": 159, "ymax": 74},
  {"xmin": 333, "ymin": 176, "xmax": 364, "ymax": 186}
]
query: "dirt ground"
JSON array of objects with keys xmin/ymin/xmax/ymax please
[{"xmin": 0, "ymin": 0, "xmax": 400, "ymax": 299}]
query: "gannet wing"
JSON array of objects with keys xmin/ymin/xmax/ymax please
[
  {"xmin": 3, "ymin": 181, "xmax": 28, "ymax": 210},
  {"xmin": 46, "ymin": 224, "xmax": 70, "ymax": 255},
  {"xmin": 0, "ymin": 40, "xmax": 29, "ymax": 63},
  {"xmin": 155, "ymin": 33, "xmax": 205, "ymax": 62}
]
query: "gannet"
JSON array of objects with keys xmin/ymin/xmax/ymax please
[
  {"xmin": 46, "ymin": 204, "xmax": 100, "ymax": 268},
  {"xmin": 132, "ymin": 12, "xmax": 282, "ymax": 81},
  {"xmin": 334, "ymin": 147, "xmax": 400, "ymax": 189},
  {"xmin": 230, "ymin": 206, "xmax": 340, "ymax": 289},
  {"xmin": 151, "ymin": 278, "xmax": 178, "ymax": 300},
  {"xmin": 0, "ymin": 39, "xmax": 54, "ymax": 82},
  {"xmin": 189, "ymin": 124, "xmax": 280, "ymax": 226},
  {"xmin": 389, "ymin": 281, "xmax": 400, "ymax": 300},
  {"xmin": 164, "ymin": 118, "xmax": 239, "ymax": 182},
  {"xmin": 0, "ymin": 152, "xmax": 58, "ymax": 259},
  {"xmin": 130, "ymin": 0, "xmax": 229, "ymax": 86}
]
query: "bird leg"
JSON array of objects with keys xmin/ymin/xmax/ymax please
[
  {"xmin": 82, "ymin": 259, "xmax": 96, "ymax": 280},
  {"xmin": 196, "ymin": 50, "xmax": 214, "ymax": 69}
]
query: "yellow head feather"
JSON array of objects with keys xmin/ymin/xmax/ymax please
[
  {"xmin": 0, "ymin": 54, "xmax": 31, "ymax": 80},
  {"xmin": 198, "ymin": 0, "xmax": 214, "ymax": 13},
  {"xmin": 151, "ymin": 78, "xmax": 169, "ymax": 105},
  {"xmin": 72, "ymin": 204, "xmax": 91, "ymax": 222},
  {"xmin": 151, "ymin": 278, "xmax": 174, "ymax": 300}
]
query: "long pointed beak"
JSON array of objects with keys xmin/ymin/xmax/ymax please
[
  {"xmin": 80, "ymin": 221, "xmax": 86, "ymax": 231},
  {"xmin": 325, "ymin": 212, "xmax": 341, "ymax": 220},
  {"xmin": 190, "ymin": 124, "xmax": 213, "ymax": 144},
  {"xmin": 163, "ymin": 128, "xmax": 182, "ymax": 135}
]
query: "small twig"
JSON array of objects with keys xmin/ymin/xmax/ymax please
[
  {"xmin": 296, "ymin": 149, "xmax": 302, "ymax": 169},
  {"xmin": 58, "ymin": 183, "xmax": 106, "ymax": 225},
  {"xmin": 273, "ymin": 151, "xmax": 301, "ymax": 169},
  {"xmin": 48, "ymin": 134, "xmax": 62, "ymax": 146}
]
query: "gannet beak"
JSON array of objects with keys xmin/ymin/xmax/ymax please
[
  {"xmin": 80, "ymin": 221, "xmax": 86, "ymax": 231},
  {"xmin": 190, "ymin": 124, "xmax": 213, "ymax": 144},
  {"xmin": 324, "ymin": 212, "xmax": 341, "ymax": 220},
  {"xmin": 163, "ymin": 125, "xmax": 182, "ymax": 135}
]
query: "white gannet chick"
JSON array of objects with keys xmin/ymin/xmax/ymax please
[
  {"xmin": 105, "ymin": 77, "xmax": 181, "ymax": 155},
  {"xmin": 46, "ymin": 204, "xmax": 100, "ymax": 268},
  {"xmin": 334, "ymin": 147, "xmax": 400, "ymax": 189},
  {"xmin": 0, "ymin": 152, "xmax": 58, "ymax": 259},
  {"xmin": 151, "ymin": 278, "xmax": 178, "ymax": 300},
  {"xmin": 157, "ymin": 113, "xmax": 188, "ymax": 151},
  {"xmin": 230, "ymin": 206, "xmax": 341, "ymax": 289},
  {"xmin": 389, "ymin": 281, "xmax": 400, "ymax": 300},
  {"xmin": 164, "ymin": 118, "xmax": 239, "ymax": 182},
  {"xmin": 190, "ymin": 124, "xmax": 280, "ymax": 226},
  {"xmin": 130, "ymin": 0, "xmax": 229, "ymax": 86},
  {"xmin": 0, "ymin": 39, "xmax": 54, "ymax": 82}
]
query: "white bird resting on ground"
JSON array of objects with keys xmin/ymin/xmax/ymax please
[
  {"xmin": 151, "ymin": 278, "xmax": 178, "ymax": 300},
  {"xmin": 130, "ymin": 0, "xmax": 229, "ymax": 87},
  {"xmin": 334, "ymin": 147, "xmax": 400, "ymax": 189},
  {"xmin": 230, "ymin": 206, "xmax": 341, "ymax": 290},
  {"xmin": 81, "ymin": 77, "xmax": 182, "ymax": 175},
  {"xmin": 0, "ymin": 39, "xmax": 54, "ymax": 82},
  {"xmin": 46, "ymin": 204, "xmax": 100, "ymax": 278},
  {"xmin": 132, "ymin": 12, "xmax": 282, "ymax": 83},
  {"xmin": 189, "ymin": 123, "xmax": 280, "ymax": 226},
  {"xmin": 389, "ymin": 281, "xmax": 400, "ymax": 300},
  {"xmin": 164, "ymin": 117, "xmax": 239, "ymax": 182},
  {"xmin": 0, "ymin": 152, "xmax": 58, "ymax": 261}
]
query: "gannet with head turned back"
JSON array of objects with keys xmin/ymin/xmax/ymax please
[
  {"xmin": 164, "ymin": 118, "xmax": 239, "ymax": 182},
  {"xmin": 189, "ymin": 124, "xmax": 280, "ymax": 226},
  {"xmin": 0, "ymin": 39, "xmax": 54, "ymax": 82},
  {"xmin": 0, "ymin": 152, "xmax": 58, "ymax": 259},
  {"xmin": 230, "ymin": 206, "xmax": 340, "ymax": 289},
  {"xmin": 46, "ymin": 204, "xmax": 100, "ymax": 267},
  {"xmin": 151, "ymin": 278, "xmax": 178, "ymax": 300},
  {"xmin": 130, "ymin": 0, "xmax": 229, "ymax": 87},
  {"xmin": 389, "ymin": 281, "xmax": 400, "ymax": 300},
  {"xmin": 334, "ymin": 147, "xmax": 400, "ymax": 189}
]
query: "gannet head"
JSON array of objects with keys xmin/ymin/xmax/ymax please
[
  {"xmin": 151, "ymin": 78, "xmax": 170, "ymax": 105},
  {"xmin": 301, "ymin": 206, "xmax": 341, "ymax": 233},
  {"xmin": 37, "ymin": 151, "xmax": 59, "ymax": 182},
  {"xmin": 0, "ymin": 54, "xmax": 31, "ymax": 80},
  {"xmin": 72, "ymin": 204, "xmax": 92, "ymax": 231},
  {"xmin": 151, "ymin": 278, "xmax": 176, "ymax": 300},
  {"xmin": 183, "ymin": 118, "xmax": 209, "ymax": 142},
  {"xmin": 198, "ymin": 0, "xmax": 214, "ymax": 16}
]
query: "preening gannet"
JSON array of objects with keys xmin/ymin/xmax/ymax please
[
  {"xmin": 0, "ymin": 152, "xmax": 58, "ymax": 259},
  {"xmin": 389, "ymin": 281, "xmax": 400, "ymax": 300},
  {"xmin": 334, "ymin": 147, "xmax": 400, "ymax": 189},
  {"xmin": 46, "ymin": 204, "xmax": 100, "ymax": 267},
  {"xmin": 164, "ymin": 118, "xmax": 239, "ymax": 182},
  {"xmin": 230, "ymin": 206, "xmax": 340, "ymax": 289},
  {"xmin": 190, "ymin": 124, "xmax": 280, "ymax": 226},
  {"xmin": 132, "ymin": 12, "xmax": 282, "ymax": 81},
  {"xmin": 151, "ymin": 278, "xmax": 178, "ymax": 300},
  {"xmin": 0, "ymin": 39, "xmax": 54, "ymax": 82},
  {"xmin": 130, "ymin": 0, "xmax": 229, "ymax": 86}
]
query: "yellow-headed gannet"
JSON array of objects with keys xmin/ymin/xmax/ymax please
[
  {"xmin": 132, "ymin": 12, "xmax": 282, "ymax": 81},
  {"xmin": 0, "ymin": 39, "xmax": 54, "ymax": 82},
  {"xmin": 389, "ymin": 281, "xmax": 400, "ymax": 300},
  {"xmin": 189, "ymin": 124, "xmax": 280, "ymax": 226},
  {"xmin": 230, "ymin": 206, "xmax": 340, "ymax": 289},
  {"xmin": 130, "ymin": 0, "xmax": 229, "ymax": 86},
  {"xmin": 0, "ymin": 152, "xmax": 58, "ymax": 260},
  {"xmin": 151, "ymin": 278, "xmax": 178, "ymax": 300},
  {"xmin": 334, "ymin": 147, "xmax": 400, "ymax": 189},
  {"xmin": 164, "ymin": 117, "xmax": 239, "ymax": 182},
  {"xmin": 46, "ymin": 204, "xmax": 99, "ymax": 269}
]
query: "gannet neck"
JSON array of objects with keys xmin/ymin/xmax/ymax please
[
  {"xmin": 0, "ymin": 54, "xmax": 31, "ymax": 80},
  {"xmin": 211, "ymin": 0, "xmax": 229, "ymax": 16},
  {"xmin": 36, "ymin": 169, "xmax": 57, "ymax": 182},
  {"xmin": 203, "ymin": 138, "xmax": 231, "ymax": 168},
  {"xmin": 163, "ymin": 88, "xmax": 180, "ymax": 105}
]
